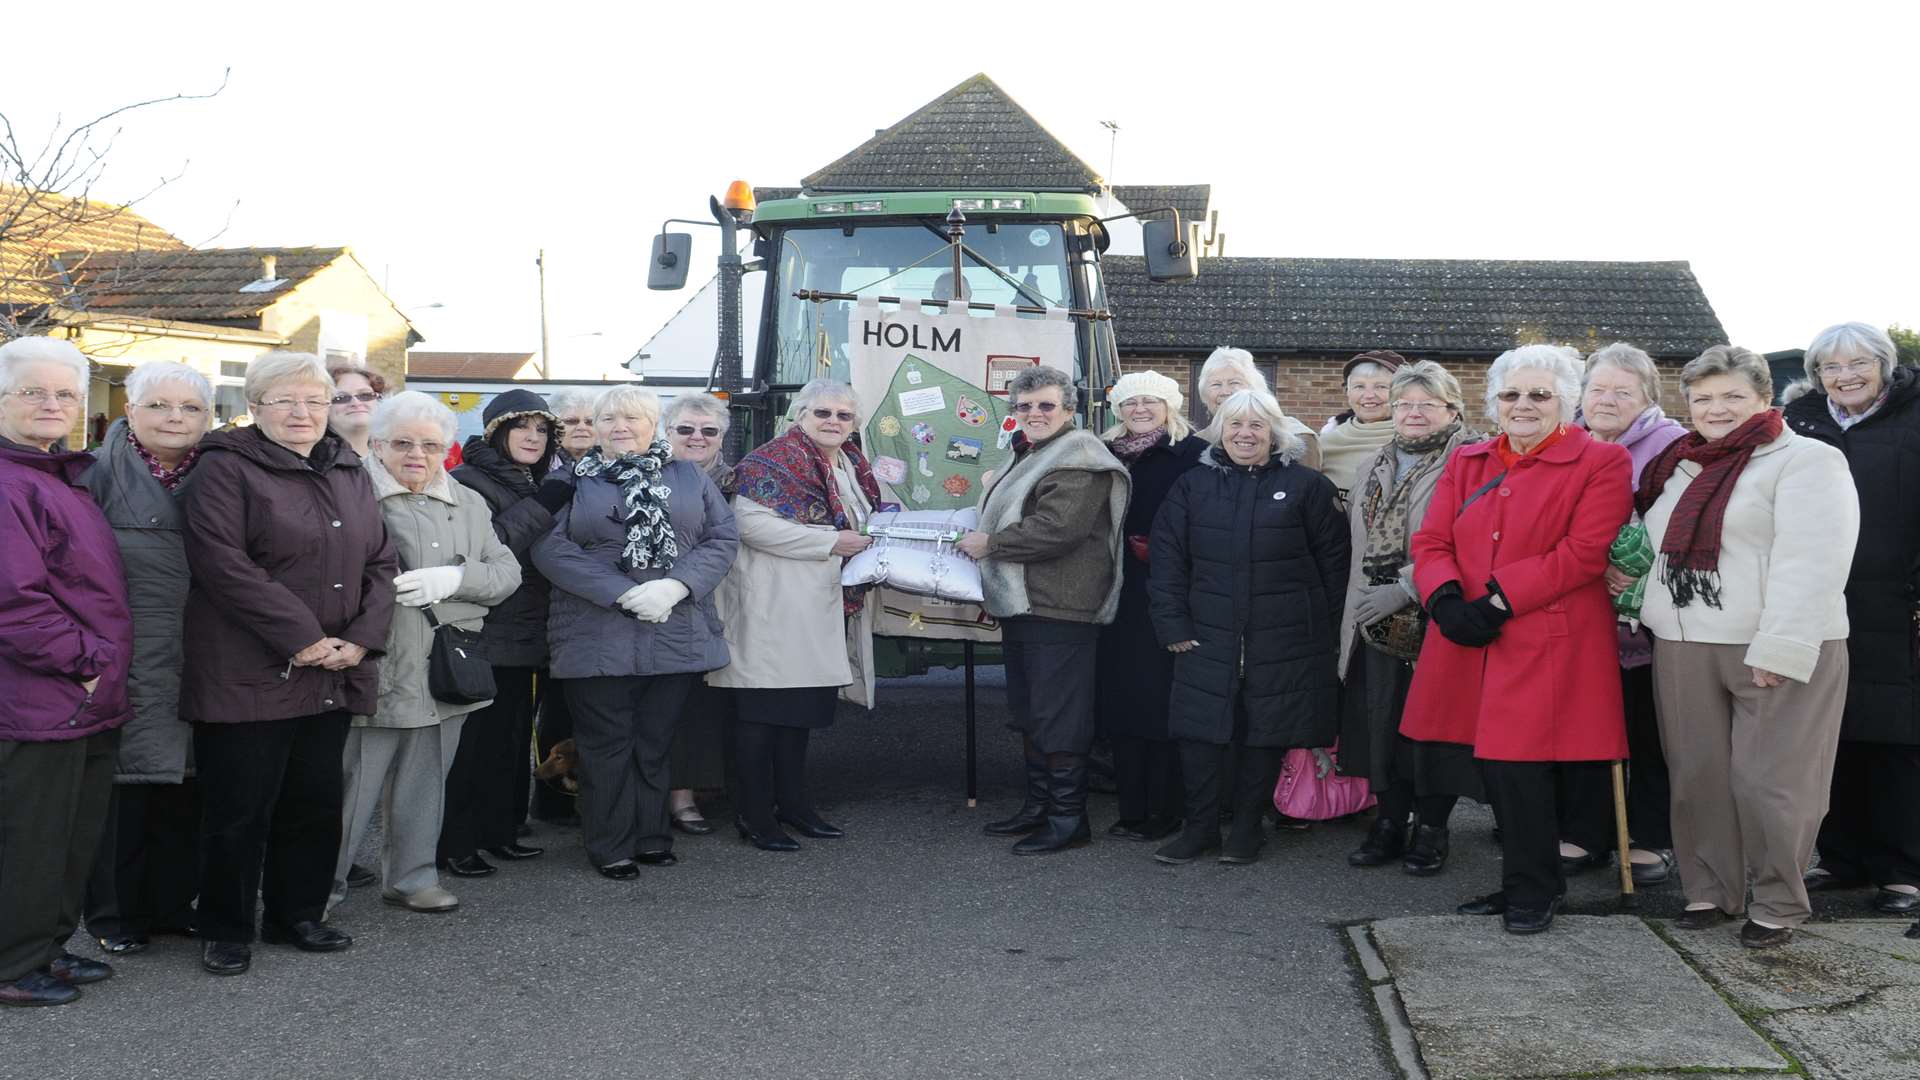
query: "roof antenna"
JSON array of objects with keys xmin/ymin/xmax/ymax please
[{"xmin": 1099, "ymin": 120, "xmax": 1120, "ymax": 212}]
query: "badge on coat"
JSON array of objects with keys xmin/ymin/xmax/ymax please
[{"xmin": 1273, "ymin": 491, "xmax": 1287, "ymax": 500}]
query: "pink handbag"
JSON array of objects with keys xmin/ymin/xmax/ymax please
[{"xmin": 1273, "ymin": 744, "xmax": 1376, "ymax": 821}]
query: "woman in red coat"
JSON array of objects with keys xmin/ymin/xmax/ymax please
[{"xmin": 1401, "ymin": 344, "xmax": 1633, "ymax": 934}]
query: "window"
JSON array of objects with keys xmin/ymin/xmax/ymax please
[{"xmin": 219, "ymin": 361, "xmax": 248, "ymax": 379}]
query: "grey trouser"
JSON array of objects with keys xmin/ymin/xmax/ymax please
[
  {"xmin": 332, "ymin": 720, "xmax": 465, "ymax": 905},
  {"xmin": 1653, "ymin": 638, "xmax": 1848, "ymax": 927}
]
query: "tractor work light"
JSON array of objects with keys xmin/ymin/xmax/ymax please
[{"xmin": 723, "ymin": 180, "xmax": 757, "ymax": 213}]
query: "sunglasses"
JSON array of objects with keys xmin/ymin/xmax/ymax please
[
  {"xmin": 674, "ymin": 425, "xmax": 722, "ymax": 438},
  {"xmin": 331, "ymin": 391, "xmax": 380, "ymax": 405},
  {"xmin": 558, "ymin": 417, "xmax": 594, "ymax": 427},
  {"xmin": 1494, "ymin": 388, "xmax": 1558, "ymax": 404},
  {"xmin": 810, "ymin": 408, "xmax": 857, "ymax": 422},
  {"xmin": 1013, "ymin": 401, "xmax": 1061, "ymax": 414}
]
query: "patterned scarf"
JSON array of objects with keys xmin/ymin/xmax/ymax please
[
  {"xmin": 1106, "ymin": 427, "xmax": 1167, "ymax": 464},
  {"xmin": 574, "ymin": 440, "xmax": 679, "ymax": 572},
  {"xmin": 1358, "ymin": 422, "xmax": 1460, "ymax": 582},
  {"xmin": 130, "ymin": 427, "xmax": 200, "ymax": 491},
  {"xmin": 733, "ymin": 425, "xmax": 883, "ymax": 613},
  {"xmin": 1635, "ymin": 409, "xmax": 1783, "ymax": 609}
]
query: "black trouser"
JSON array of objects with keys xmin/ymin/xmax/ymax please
[
  {"xmin": 1480, "ymin": 760, "xmax": 1566, "ymax": 910},
  {"xmin": 1175, "ymin": 695, "xmax": 1283, "ymax": 837},
  {"xmin": 1111, "ymin": 735, "xmax": 1183, "ymax": 823},
  {"xmin": 441, "ymin": 666, "xmax": 538, "ymax": 860},
  {"xmin": 1819, "ymin": 741, "xmax": 1920, "ymax": 888},
  {"xmin": 0, "ymin": 731, "xmax": 117, "ymax": 982},
  {"xmin": 84, "ymin": 779, "xmax": 201, "ymax": 939},
  {"xmin": 1556, "ymin": 665, "xmax": 1670, "ymax": 853},
  {"xmin": 532, "ymin": 675, "xmax": 576, "ymax": 821},
  {"xmin": 194, "ymin": 714, "xmax": 348, "ymax": 944},
  {"xmin": 1002, "ymin": 619, "xmax": 1099, "ymax": 755},
  {"xmin": 733, "ymin": 687, "xmax": 837, "ymax": 833},
  {"xmin": 1376, "ymin": 785, "xmax": 1459, "ymax": 830},
  {"xmin": 563, "ymin": 674, "xmax": 695, "ymax": 867}
]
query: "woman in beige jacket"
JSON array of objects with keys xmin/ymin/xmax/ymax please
[{"xmin": 1631, "ymin": 346, "xmax": 1859, "ymax": 948}]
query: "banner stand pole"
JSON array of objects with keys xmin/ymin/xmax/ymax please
[{"xmin": 964, "ymin": 640, "xmax": 978, "ymax": 807}]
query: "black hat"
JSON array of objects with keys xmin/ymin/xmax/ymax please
[{"xmin": 482, "ymin": 388, "xmax": 558, "ymax": 438}]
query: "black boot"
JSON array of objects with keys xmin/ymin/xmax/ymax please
[
  {"xmin": 984, "ymin": 739, "xmax": 1048, "ymax": 835},
  {"xmin": 1402, "ymin": 824, "xmax": 1450, "ymax": 876},
  {"xmin": 1012, "ymin": 754, "xmax": 1091, "ymax": 854},
  {"xmin": 1220, "ymin": 746, "xmax": 1280, "ymax": 864},
  {"xmin": 1157, "ymin": 740, "xmax": 1223, "ymax": 864},
  {"xmin": 1349, "ymin": 814, "xmax": 1410, "ymax": 867}
]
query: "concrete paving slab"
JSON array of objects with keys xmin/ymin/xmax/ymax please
[
  {"xmin": 1767, "ymin": 984, "xmax": 1920, "ymax": 1080},
  {"xmin": 1801, "ymin": 919, "xmax": 1920, "ymax": 963},
  {"xmin": 1660, "ymin": 918, "xmax": 1920, "ymax": 1012},
  {"xmin": 1370, "ymin": 915, "xmax": 1786, "ymax": 1080}
]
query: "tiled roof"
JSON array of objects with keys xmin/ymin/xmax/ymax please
[
  {"xmin": 1, "ymin": 186, "xmax": 189, "ymax": 306},
  {"xmin": 754, "ymin": 187, "xmax": 801, "ymax": 204},
  {"xmin": 55, "ymin": 246, "xmax": 344, "ymax": 321},
  {"xmin": 1103, "ymin": 256, "xmax": 1727, "ymax": 360},
  {"xmin": 407, "ymin": 351, "xmax": 537, "ymax": 379},
  {"xmin": 1111, "ymin": 185, "xmax": 1210, "ymax": 223},
  {"xmin": 803, "ymin": 73, "xmax": 1104, "ymax": 193}
]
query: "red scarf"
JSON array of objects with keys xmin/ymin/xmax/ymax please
[
  {"xmin": 1492, "ymin": 425, "xmax": 1566, "ymax": 470},
  {"xmin": 1634, "ymin": 409, "xmax": 1784, "ymax": 609}
]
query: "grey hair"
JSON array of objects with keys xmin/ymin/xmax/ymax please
[
  {"xmin": 1485, "ymin": 344, "xmax": 1583, "ymax": 424},
  {"xmin": 244, "ymin": 351, "xmax": 333, "ymax": 404},
  {"xmin": 592, "ymin": 385, "xmax": 663, "ymax": 429},
  {"xmin": 1346, "ymin": 361, "xmax": 1394, "ymax": 385},
  {"xmin": 546, "ymin": 388, "xmax": 596, "ymax": 418},
  {"xmin": 1583, "ymin": 342, "xmax": 1662, "ymax": 406},
  {"xmin": 1680, "ymin": 345, "xmax": 1772, "ymax": 401},
  {"xmin": 0, "ymin": 335, "xmax": 90, "ymax": 392},
  {"xmin": 1804, "ymin": 321, "xmax": 1897, "ymax": 384},
  {"xmin": 126, "ymin": 361, "xmax": 212, "ymax": 406},
  {"xmin": 1390, "ymin": 360, "xmax": 1467, "ymax": 415},
  {"xmin": 370, "ymin": 390, "xmax": 458, "ymax": 444},
  {"xmin": 663, "ymin": 392, "xmax": 732, "ymax": 435},
  {"xmin": 1778, "ymin": 378, "xmax": 1817, "ymax": 406},
  {"xmin": 1198, "ymin": 346, "xmax": 1269, "ymax": 395},
  {"xmin": 792, "ymin": 379, "xmax": 861, "ymax": 421},
  {"xmin": 1005, "ymin": 365, "xmax": 1077, "ymax": 413},
  {"xmin": 1201, "ymin": 388, "xmax": 1301, "ymax": 456}
]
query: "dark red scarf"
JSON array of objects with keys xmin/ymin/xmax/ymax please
[{"xmin": 1634, "ymin": 409, "xmax": 1784, "ymax": 609}]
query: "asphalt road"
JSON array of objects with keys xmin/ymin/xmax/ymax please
[{"xmin": 10, "ymin": 667, "xmax": 1646, "ymax": 1080}]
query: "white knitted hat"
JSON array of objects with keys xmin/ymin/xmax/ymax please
[{"xmin": 1109, "ymin": 370, "xmax": 1184, "ymax": 416}]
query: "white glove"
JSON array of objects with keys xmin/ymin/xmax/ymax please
[
  {"xmin": 618, "ymin": 578, "xmax": 689, "ymax": 622},
  {"xmin": 393, "ymin": 565, "xmax": 463, "ymax": 608},
  {"xmin": 1310, "ymin": 747, "xmax": 1335, "ymax": 779},
  {"xmin": 1351, "ymin": 582, "xmax": 1411, "ymax": 627}
]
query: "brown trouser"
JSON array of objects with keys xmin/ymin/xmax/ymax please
[{"xmin": 1653, "ymin": 638, "xmax": 1848, "ymax": 927}]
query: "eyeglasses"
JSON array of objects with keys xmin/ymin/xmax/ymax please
[
  {"xmin": 558, "ymin": 417, "xmax": 594, "ymax": 427},
  {"xmin": 1013, "ymin": 401, "xmax": 1061, "ymax": 414},
  {"xmin": 134, "ymin": 401, "xmax": 207, "ymax": 418},
  {"xmin": 1818, "ymin": 359, "xmax": 1876, "ymax": 378},
  {"xmin": 1494, "ymin": 389, "xmax": 1558, "ymax": 404},
  {"xmin": 1390, "ymin": 400, "xmax": 1452, "ymax": 414},
  {"xmin": 6, "ymin": 387, "xmax": 82, "ymax": 408},
  {"xmin": 674, "ymin": 425, "xmax": 722, "ymax": 437},
  {"xmin": 382, "ymin": 438, "xmax": 447, "ymax": 458},
  {"xmin": 331, "ymin": 391, "xmax": 380, "ymax": 406},
  {"xmin": 810, "ymin": 408, "xmax": 857, "ymax": 422},
  {"xmin": 254, "ymin": 397, "xmax": 331, "ymax": 414}
]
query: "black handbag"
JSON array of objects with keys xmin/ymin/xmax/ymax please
[{"xmin": 421, "ymin": 605, "xmax": 496, "ymax": 705}]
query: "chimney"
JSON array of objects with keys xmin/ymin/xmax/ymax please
[{"xmin": 260, "ymin": 254, "xmax": 277, "ymax": 281}]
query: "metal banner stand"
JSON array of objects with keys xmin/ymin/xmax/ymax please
[{"xmin": 964, "ymin": 641, "xmax": 978, "ymax": 806}]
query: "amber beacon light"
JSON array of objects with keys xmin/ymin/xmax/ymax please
[{"xmin": 723, "ymin": 180, "xmax": 756, "ymax": 216}]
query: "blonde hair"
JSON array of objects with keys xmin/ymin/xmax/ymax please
[
  {"xmin": 244, "ymin": 352, "xmax": 333, "ymax": 405},
  {"xmin": 591, "ymin": 385, "xmax": 663, "ymax": 430},
  {"xmin": 1200, "ymin": 389, "xmax": 1299, "ymax": 456}
]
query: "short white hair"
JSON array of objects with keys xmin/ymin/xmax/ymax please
[
  {"xmin": 547, "ymin": 388, "xmax": 596, "ymax": 418},
  {"xmin": 1201, "ymin": 389, "xmax": 1300, "ymax": 456},
  {"xmin": 1198, "ymin": 346, "xmax": 1269, "ymax": 395},
  {"xmin": 370, "ymin": 390, "xmax": 457, "ymax": 444},
  {"xmin": 592, "ymin": 385, "xmax": 662, "ymax": 429},
  {"xmin": 244, "ymin": 351, "xmax": 333, "ymax": 405},
  {"xmin": 1485, "ymin": 344, "xmax": 1583, "ymax": 424},
  {"xmin": 126, "ymin": 361, "xmax": 213, "ymax": 407},
  {"xmin": 1805, "ymin": 322, "xmax": 1897, "ymax": 384},
  {"xmin": 0, "ymin": 336, "xmax": 90, "ymax": 392},
  {"xmin": 1583, "ymin": 342, "xmax": 1662, "ymax": 407},
  {"xmin": 663, "ymin": 392, "xmax": 732, "ymax": 434},
  {"xmin": 792, "ymin": 379, "xmax": 860, "ymax": 420}
]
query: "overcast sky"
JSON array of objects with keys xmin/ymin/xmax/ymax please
[{"xmin": 5, "ymin": 2, "xmax": 1914, "ymax": 377}]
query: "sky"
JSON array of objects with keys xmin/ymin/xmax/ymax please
[{"xmin": 4, "ymin": 2, "xmax": 1915, "ymax": 378}]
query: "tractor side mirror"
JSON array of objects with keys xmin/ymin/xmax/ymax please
[
  {"xmin": 1142, "ymin": 217, "xmax": 1197, "ymax": 282},
  {"xmin": 647, "ymin": 232, "xmax": 693, "ymax": 291}
]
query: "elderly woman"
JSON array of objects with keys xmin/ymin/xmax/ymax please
[
  {"xmin": 1337, "ymin": 362, "xmax": 1482, "ymax": 875},
  {"xmin": 1784, "ymin": 323, "xmax": 1920, "ymax": 916},
  {"xmin": 1197, "ymin": 346, "xmax": 1322, "ymax": 470},
  {"xmin": 1633, "ymin": 346, "xmax": 1859, "ymax": 947},
  {"xmin": 78, "ymin": 362, "xmax": 213, "ymax": 958},
  {"xmin": 181, "ymin": 351, "xmax": 396, "ymax": 975},
  {"xmin": 1148, "ymin": 389, "xmax": 1348, "ymax": 865},
  {"xmin": 957, "ymin": 367, "xmax": 1129, "ymax": 855},
  {"xmin": 1567, "ymin": 343, "xmax": 1689, "ymax": 885},
  {"xmin": 441, "ymin": 390, "xmax": 574, "ymax": 876},
  {"xmin": 1095, "ymin": 371, "xmax": 1207, "ymax": 841},
  {"xmin": 533, "ymin": 386, "xmax": 738, "ymax": 878},
  {"xmin": 331, "ymin": 393, "xmax": 520, "ymax": 914},
  {"xmin": 0, "ymin": 338, "xmax": 131, "ymax": 1007},
  {"xmin": 1318, "ymin": 350, "xmax": 1406, "ymax": 501},
  {"xmin": 712, "ymin": 380, "xmax": 875, "ymax": 851},
  {"xmin": 662, "ymin": 393, "xmax": 738, "ymax": 834},
  {"xmin": 1401, "ymin": 343, "xmax": 1632, "ymax": 935},
  {"xmin": 547, "ymin": 387, "xmax": 599, "ymax": 468},
  {"xmin": 326, "ymin": 363, "xmax": 385, "ymax": 460}
]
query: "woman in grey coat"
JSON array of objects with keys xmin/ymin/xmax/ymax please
[
  {"xmin": 80, "ymin": 362, "xmax": 213, "ymax": 955},
  {"xmin": 533, "ymin": 386, "xmax": 739, "ymax": 879},
  {"xmin": 330, "ymin": 394, "xmax": 521, "ymax": 915}
]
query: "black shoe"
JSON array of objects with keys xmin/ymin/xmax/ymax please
[
  {"xmin": 1012, "ymin": 755, "xmax": 1091, "ymax": 855},
  {"xmin": 777, "ymin": 812, "xmax": 844, "ymax": 839},
  {"xmin": 1630, "ymin": 849, "xmax": 1675, "ymax": 886},
  {"xmin": 985, "ymin": 746, "xmax": 1050, "ymax": 835},
  {"xmin": 634, "ymin": 850, "xmax": 678, "ymax": 867},
  {"xmin": 442, "ymin": 853, "xmax": 497, "ymax": 877},
  {"xmin": 1739, "ymin": 920, "xmax": 1793, "ymax": 948},
  {"xmin": 736, "ymin": 818, "xmax": 800, "ymax": 852},
  {"xmin": 597, "ymin": 860, "xmax": 640, "ymax": 880},
  {"xmin": 47, "ymin": 952, "xmax": 112, "ymax": 985},
  {"xmin": 1804, "ymin": 868, "xmax": 1868, "ymax": 892},
  {"xmin": 261, "ymin": 921, "xmax": 353, "ymax": 952},
  {"xmin": 200, "ymin": 941, "xmax": 251, "ymax": 976},
  {"xmin": 671, "ymin": 810, "xmax": 715, "ymax": 836},
  {"xmin": 1503, "ymin": 898, "xmax": 1559, "ymax": 935},
  {"xmin": 0, "ymin": 970, "xmax": 81, "ymax": 1006},
  {"xmin": 1219, "ymin": 831, "xmax": 1266, "ymax": 865},
  {"xmin": 1107, "ymin": 818, "xmax": 1148, "ymax": 840},
  {"xmin": 486, "ymin": 843, "xmax": 544, "ymax": 861},
  {"xmin": 1153, "ymin": 828, "xmax": 1221, "ymax": 865},
  {"xmin": 1349, "ymin": 815, "xmax": 1410, "ymax": 867},
  {"xmin": 96, "ymin": 934, "xmax": 149, "ymax": 956},
  {"xmin": 1906, "ymin": 920, "xmax": 1919, "ymax": 940},
  {"xmin": 1676, "ymin": 907, "xmax": 1732, "ymax": 931},
  {"xmin": 1402, "ymin": 825, "xmax": 1450, "ymax": 876},
  {"xmin": 1560, "ymin": 847, "xmax": 1609, "ymax": 874},
  {"xmin": 346, "ymin": 863, "xmax": 376, "ymax": 888},
  {"xmin": 1134, "ymin": 815, "xmax": 1181, "ymax": 841},
  {"xmin": 1458, "ymin": 892, "xmax": 1508, "ymax": 916},
  {"xmin": 1873, "ymin": 888, "xmax": 1920, "ymax": 914}
]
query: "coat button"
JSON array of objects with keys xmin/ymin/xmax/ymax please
[
  {"xmin": 323, "ymin": 698, "xmax": 335, "ymax": 707},
  {"xmin": 431, "ymin": 541, "xmax": 440, "ymax": 548},
  {"xmin": 1498, "ymin": 488, "xmax": 1511, "ymax": 497},
  {"xmin": 1492, "ymin": 531, "xmax": 1502, "ymax": 541},
  {"xmin": 331, "ymin": 520, "xmax": 343, "ymax": 527},
  {"xmin": 333, "ymin": 583, "xmax": 344, "ymax": 590},
  {"xmin": 149, "ymin": 516, "xmax": 160, "ymax": 524}
]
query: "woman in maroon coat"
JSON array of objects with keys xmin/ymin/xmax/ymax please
[{"xmin": 1401, "ymin": 344, "xmax": 1632, "ymax": 934}]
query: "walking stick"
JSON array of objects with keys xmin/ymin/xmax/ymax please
[{"xmin": 1612, "ymin": 760, "xmax": 1636, "ymax": 911}]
